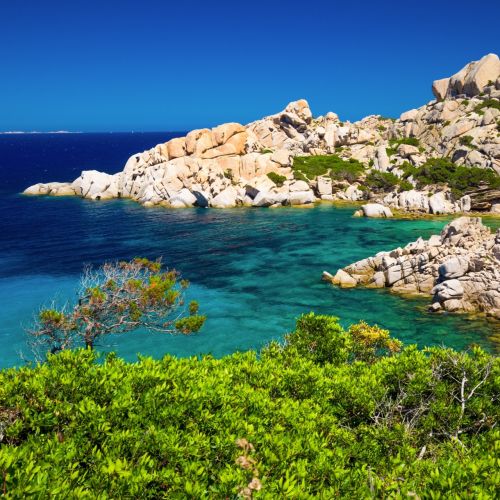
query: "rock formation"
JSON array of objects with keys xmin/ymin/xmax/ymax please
[
  {"xmin": 325, "ymin": 217, "xmax": 500, "ymax": 319},
  {"xmin": 24, "ymin": 54, "xmax": 500, "ymax": 213}
]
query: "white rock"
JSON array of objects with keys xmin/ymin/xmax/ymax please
[
  {"xmin": 439, "ymin": 257, "xmax": 469, "ymax": 279},
  {"xmin": 289, "ymin": 180, "xmax": 310, "ymax": 192},
  {"xmin": 361, "ymin": 203, "xmax": 393, "ymax": 218},
  {"xmin": 210, "ymin": 186, "xmax": 238, "ymax": 208},
  {"xmin": 168, "ymin": 188, "xmax": 197, "ymax": 208},
  {"xmin": 289, "ymin": 190, "xmax": 315, "ymax": 205}
]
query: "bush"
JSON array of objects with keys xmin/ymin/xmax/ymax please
[
  {"xmin": 474, "ymin": 99, "xmax": 500, "ymax": 114},
  {"xmin": 459, "ymin": 135, "xmax": 475, "ymax": 147},
  {"xmin": 0, "ymin": 314, "xmax": 498, "ymax": 497},
  {"xmin": 399, "ymin": 179, "xmax": 414, "ymax": 191},
  {"xmin": 401, "ymin": 158, "xmax": 500, "ymax": 196},
  {"xmin": 27, "ymin": 258, "xmax": 205, "ymax": 356},
  {"xmin": 292, "ymin": 155, "xmax": 365, "ymax": 182},
  {"xmin": 389, "ymin": 137, "xmax": 420, "ymax": 148},
  {"xmin": 266, "ymin": 172, "xmax": 286, "ymax": 187},
  {"xmin": 364, "ymin": 171, "xmax": 400, "ymax": 192}
]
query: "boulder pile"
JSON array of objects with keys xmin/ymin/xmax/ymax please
[
  {"xmin": 325, "ymin": 217, "xmax": 500, "ymax": 319},
  {"xmin": 24, "ymin": 54, "xmax": 500, "ymax": 213}
]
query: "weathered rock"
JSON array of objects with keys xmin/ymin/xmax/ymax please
[
  {"xmin": 328, "ymin": 217, "xmax": 500, "ymax": 318},
  {"xmin": 22, "ymin": 54, "xmax": 500, "ymax": 214},
  {"xmin": 210, "ymin": 186, "xmax": 239, "ymax": 208},
  {"xmin": 168, "ymin": 188, "xmax": 197, "ymax": 208},
  {"xmin": 360, "ymin": 203, "xmax": 393, "ymax": 218},
  {"xmin": 434, "ymin": 53, "xmax": 500, "ymax": 99}
]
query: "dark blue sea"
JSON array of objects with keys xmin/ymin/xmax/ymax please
[{"xmin": 0, "ymin": 133, "xmax": 498, "ymax": 368}]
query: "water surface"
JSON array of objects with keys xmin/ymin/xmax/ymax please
[{"xmin": 0, "ymin": 133, "xmax": 498, "ymax": 368}]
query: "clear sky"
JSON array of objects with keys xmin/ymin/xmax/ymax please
[{"xmin": 1, "ymin": 0, "xmax": 499, "ymax": 132}]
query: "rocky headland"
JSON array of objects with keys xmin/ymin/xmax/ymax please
[
  {"xmin": 324, "ymin": 217, "xmax": 500, "ymax": 319},
  {"xmin": 25, "ymin": 54, "xmax": 500, "ymax": 214}
]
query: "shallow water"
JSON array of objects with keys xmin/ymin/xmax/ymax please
[{"xmin": 0, "ymin": 134, "xmax": 498, "ymax": 368}]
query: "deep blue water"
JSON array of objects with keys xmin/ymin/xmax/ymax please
[{"xmin": 0, "ymin": 133, "xmax": 498, "ymax": 368}]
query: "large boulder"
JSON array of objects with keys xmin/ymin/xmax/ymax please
[
  {"xmin": 433, "ymin": 53, "xmax": 500, "ymax": 99},
  {"xmin": 72, "ymin": 171, "xmax": 121, "ymax": 199},
  {"xmin": 168, "ymin": 188, "xmax": 197, "ymax": 208},
  {"xmin": 361, "ymin": 203, "xmax": 393, "ymax": 218},
  {"xmin": 210, "ymin": 186, "xmax": 238, "ymax": 208}
]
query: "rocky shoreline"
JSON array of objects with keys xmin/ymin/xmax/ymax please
[
  {"xmin": 324, "ymin": 217, "xmax": 500, "ymax": 319},
  {"xmin": 25, "ymin": 54, "xmax": 500, "ymax": 215}
]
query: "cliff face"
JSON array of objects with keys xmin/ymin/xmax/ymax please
[
  {"xmin": 325, "ymin": 217, "xmax": 500, "ymax": 319},
  {"xmin": 24, "ymin": 55, "xmax": 500, "ymax": 211}
]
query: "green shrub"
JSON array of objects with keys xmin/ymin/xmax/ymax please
[
  {"xmin": 399, "ymin": 180, "xmax": 414, "ymax": 191},
  {"xmin": 474, "ymin": 99, "xmax": 500, "ymax": 114},
  {"xmin": 260, "ymin": 148, "xmax": 273, "ymax": 154},
  {"xmin": 389, "ymin": 137, "xmax": 420, "ymax": 148},
  {"xmin": 459, "ymin": 135, "xmax": 475, "ymax": 148},
  {"xmin": 292, "ymin": 155, "xmax": 365, "ymax": 182},
  {"xmin": 365, "ymin": 171, "xmax": 400, "ymax": 192},
  {"xmin": 0, "ymin": 314, "xmax": 498, "ymax": 497},
  {"xmin": 401, "ymin": 158, "xmax": 500, "ymax": 196},
  {"xmin": 266, "ymin": 172, "xmax": 286, "ymax": 187}
]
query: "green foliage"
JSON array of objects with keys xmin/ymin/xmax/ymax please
[
  {"xmin": 266, "ymin": 172, "xmax": 286, "ymax": 187},
  {"xmin": 364, "ymin": 171, "xmax": 400, "ymax": 192},
  {"xmin": 28, "ymin": 259, "xmax": 206, "ymax": 355},
  {"xmin": 389, "ymin": 137, "xmax": 420, "ymax": 148},
  {"xmin": 399, "ymin": 179, "xmax": 414, "ymax": 191},
  {"xmin": 292, "ymin": 155, "xmax": 365, "ymax": 182},
  {"xmin": 1, "ymin": 314, "xmax": 498, "ymax": 497},
  {"xmin": 459, "ymin": 135, "xmax": 475, "ymax": 147},
  {"xmin": 223, "ymin": 169, "xmax": 234, "ymax": 181},
  {"xmin": 260, "ymin": 148, "xmax": 273, "ymax": 154},
  {"xmin": 401, "ymin": 158, "xmax": 500, "ymax": 196},
  {"xmin": 474, "ymin": 98, "xmax": 500, "ymax": 114}
]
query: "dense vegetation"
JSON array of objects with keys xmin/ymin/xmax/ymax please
[
  {"xmin": 292, "ymin": 155, "xmax": 365, "ymax": 182},
  {"xmin": 1, "ymin": 314, "xmax": 498, "ymax": 497},
  {"xmin": 363, "ymin": 171, "xmax": 413, "ymax": 193},
  {"xmin": 401, "ymin": 158, "xmax": 500, "ymax": 197}
]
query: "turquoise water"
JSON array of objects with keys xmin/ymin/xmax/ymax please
[
  {"xmin": 1, "ymin": 199, "xmax": 498, "ymax": 368},
  {"xmin": 0, "ymin": 134, "xmax": 498, "ymax": 369}
]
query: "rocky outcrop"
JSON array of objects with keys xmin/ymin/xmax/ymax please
[
  {"xmin": 324, "ymin": 217, "xmax": 500, "ymax": 319},
  {"xmin": 432, "ymin": 54, "xmax": 500, "ymax": 100},
  {"xmin": 24, "ymin": 54, "xmax": 500, "ymax": 213}
]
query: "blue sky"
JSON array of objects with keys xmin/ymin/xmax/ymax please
[{"xmin": 1, "ymin": 0, "xmax": 499, "ymax": 131}]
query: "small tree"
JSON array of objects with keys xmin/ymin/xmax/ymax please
[{"xmin": 28, "ymin": 258, "xmax": 206, "ymax": 357}]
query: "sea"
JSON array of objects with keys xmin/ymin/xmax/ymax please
[{"xmin": 0, "ymin": 132, "xmax": 498, "ymax": 368}]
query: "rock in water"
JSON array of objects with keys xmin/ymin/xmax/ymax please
[
  {"xmin": 327, "ymin": 217, "xmax": 500, "ymax": 319},
  {"xmin": 360, "ymin": 203, "xmax": 393, "ymax": 218}
]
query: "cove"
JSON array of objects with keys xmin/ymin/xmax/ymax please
[{"xmin": 0, "ymin": 134, "xmax": 498, "ymax": 369}]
